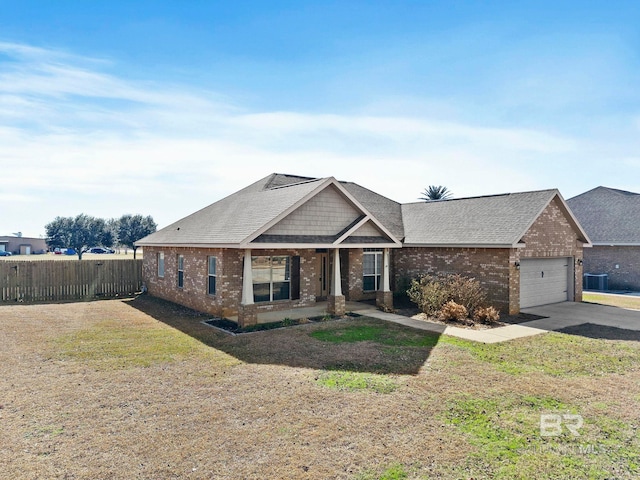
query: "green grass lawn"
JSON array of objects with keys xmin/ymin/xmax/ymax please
[
  {"xmin": 1, "ymin": 297, "xmax": 638, "ymax": 480},
  {"xmin": 583, "ymin": 292, "xmax": 640, "ymax": 310}
]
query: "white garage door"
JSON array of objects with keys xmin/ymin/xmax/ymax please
[{"xmin": 520, "ymin": 258, "xmax": 570, "ymax": 309}]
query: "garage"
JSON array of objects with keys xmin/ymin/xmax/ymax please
[{"xmin": 520, "ymin": 257, "xmax": 571, "ymax": 308}]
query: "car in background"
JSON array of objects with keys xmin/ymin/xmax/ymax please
[
  {"xmin": 87, "ymin": 247, "xmax": 114, "ymax": 254},
  {"xmin": 0, "ymin": 251, "xmax": 12, "ymax": 256}
]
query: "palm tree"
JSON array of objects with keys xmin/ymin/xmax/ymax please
[{"xmin": 420, "ymin": 185, "xmax": 453, "ymax": 201}]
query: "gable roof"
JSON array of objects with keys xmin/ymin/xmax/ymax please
[
  {"xmin": 567, "ymin": 186, "xmax": 640, "ymax": 245},
  {"xmin": 341, "ymin": 182, "xmax": 405, "ymax": 240},
  {"xmin": 136, "ymin": 173, "xmax": 402, "ymax": 248},
  {"xmin": 137, "ymin": 173, "xmax": 591, "ymax": 249},
  {"xmin": 402, "ymin": 189, "xmax": 590, "ymax": 247}
]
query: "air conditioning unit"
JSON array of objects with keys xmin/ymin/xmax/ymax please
[{"xmin": 583, "ymin": 273, "xmax": 608, "ymax": 291}]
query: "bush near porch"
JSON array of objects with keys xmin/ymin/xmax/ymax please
[{"xmin": 407, "ymin": 273, "xmax": 501, "ymax": 325}]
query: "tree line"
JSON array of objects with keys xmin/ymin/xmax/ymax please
[{"xmin": 45, "ymin": 214, "xmax": 157, "ymax": 260}]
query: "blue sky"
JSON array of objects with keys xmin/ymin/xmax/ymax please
[{"xmin": 1, "ymin": 1, "xmax": 640, "ymax": 237}]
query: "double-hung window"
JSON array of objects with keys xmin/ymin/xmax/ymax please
[
  {"xmin": 252, "ymin": 256, "xmax": 290, "ymax": 302},
  {"xmin": 158, "ymin": 252, "xmax": 165, "ymax": 278},
  {"xmin": 363, "ymin": 249, "xmax": 383, "ymax": 292},
  {"xmin": 177, "ymin": 255, "xmax": 184, "ymax": 288},
  {"xmin": 208, "ymin": 256, "xmax": 217, "ymax": 295}
]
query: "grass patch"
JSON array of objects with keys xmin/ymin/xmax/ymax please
[
  {"xmin": 443, "ymin": 393, "xmax": 638, "ymax": 479},
  {"xmin": 24, "ymin": 425, "xmax": 64, "ymax": 439},
  {"xmin": 353, "ymin": 463, "xmax": 409, "ymax": 479},
  {"xmin": 55, "ymin": 318, "xmax": 237, "ymax": 369},
  {"xmin": 583, "ymin": 292, "xmax": 640, "ymax": 310},
  {"xmin": 440, "ymin": 332, "xmax": 640, "ymax": 376},
  {"xmin": 310, "ymin": 323, "xmax": 439, "ymax": 347},
  {"xmin": 316, "ymin": 369, "xmax": 398, "ymax": 394}
]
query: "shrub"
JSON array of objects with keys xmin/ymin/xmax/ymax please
[
  {"xmin": 407, "ymin": 275, "xmax": 448, "ymax": 316},
  {"xmin": 445, "ymin": 274, "xmax": 486, "ymax": 316},
  {"xmin": 473, "ymin": 306, "xmax": 501, "ymax": 324},
  {"xmin": 407, "ymin": 273, "xmax": 487, "ymax": 317},
  {"xmin": 439, "ymin": 301, "xmax": 468, "ymax": 322}
]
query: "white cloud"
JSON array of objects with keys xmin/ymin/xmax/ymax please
[{"xmin": 2, "ymin": 41, "xmax": 635, "ymax": 237}]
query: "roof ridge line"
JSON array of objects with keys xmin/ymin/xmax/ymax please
[
  {"xmin": 268, "ymin": 177, "xmax": 325, "ymax": 190},
  {"xmin": 402, "ymin": 188, "xmax": 558, "ymax": 206}
]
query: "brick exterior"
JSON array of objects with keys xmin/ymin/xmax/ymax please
[
  {"xmin": 142, "ymin": 198, "xmax": 587, "ymax": 319},
  {"xmin": 583, "ymin": 246, "xmax": 640, "ymax": 290},
  {"xmin": 344, "ymin": 249, "xmax": 378, "ymax": 302},
  {"xmin": 143, "ymin": 247, "xmax": 320, "ymax": 320},
  {"xmin": 376, "ymin": 290, "xmax": 393, "ymax": 311},
  {"xmin": 393, "ymin": 247, "xmax": 512, "ymax": 312},
  {"xmin": 327, "ymin": 295, "xmax": 346, "ymax": 316},
  {"xmin": 517, "ymin": 197, "xmax": 584, "ymax": 307},
  {"xmin": 392, "ymin": 198, "xmax": 586, "ymax": 314}
]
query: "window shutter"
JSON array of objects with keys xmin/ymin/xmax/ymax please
[{"xmin": 291, "ymin": 256, "xmax": 301, "ymax": 300}]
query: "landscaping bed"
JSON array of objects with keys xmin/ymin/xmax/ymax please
[{"xmin": 204, "ymin": 312, "xmax": 362, "ymax": 334}]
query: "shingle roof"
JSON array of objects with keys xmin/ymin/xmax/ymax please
[
  {"xmin": 138, "ymin": 173, "xmax": 589, "ymax": 248},
  {"xmin": 402, "ymin": 190, "xmax": 562, "ymax": 246},
  {"xmin": 137, "ymin": 173, "xmax": 403, "ymax": 247},
  {"xmin": 567, "ymin": 186, "xmax": 640, "ymax": 244},
  {"xmin": 137, "ymin": 174, "xmax": 325, "ymax": 245},
  {"xmin": 340, "ymin": 182, "xmax": 405, "ymax": 240}
]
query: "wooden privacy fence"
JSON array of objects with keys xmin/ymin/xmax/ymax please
[{"xmin": 0, "ymin": 259, "xmax": 143, "ymax": 303}]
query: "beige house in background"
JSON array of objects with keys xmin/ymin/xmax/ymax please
[
  {"xmin": 0, "ymin": 236, "xmax": 47, "ymax": 255},
  {"xmin": 137, "ymin": 173, "xmax": 591, "ymax": 326}
]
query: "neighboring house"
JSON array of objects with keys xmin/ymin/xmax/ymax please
[
  {"xmin": 137, "ymin": 173, "xmax": 591, "ymax": 326},
  {"xmin": 0, "ymin": 236, "xmax": 47, "ymax": 255},
  {"xmin": 567, "ymin": 186, "xmax": 640, "ymax": 290}
]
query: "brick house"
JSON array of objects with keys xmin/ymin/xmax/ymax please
[
  {"xmin": 137, "ymin": 173, "xmax": 591, "ymax": 326},
  {"xmin": 567, "ymin": 186, "xmax": 640, "ymax": 290}
]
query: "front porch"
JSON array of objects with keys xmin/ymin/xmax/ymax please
[
  {"xmin": 237, "ymin": 247, "xmax": 395, "ymax": 326},
  {"xmin": 228, "ymin": 300, "xmax": 375, "ymax": 324}
]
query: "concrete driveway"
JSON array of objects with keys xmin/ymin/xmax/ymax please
[{"xmin": 520, "ymin": 302, "xmax": 640, "ymax": 340}]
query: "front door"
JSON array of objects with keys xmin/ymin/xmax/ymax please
[{"xmin": 317, "ymin": 252, "xmax": 329, "ymax": 300}]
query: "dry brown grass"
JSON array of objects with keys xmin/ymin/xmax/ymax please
[
  {"xmin": 1, "ymin": 297, "xmax": 638, "ymax": 479},
  {"xmin": 583, "ymin": 292, "xmax": 640, "ymax": 311}
]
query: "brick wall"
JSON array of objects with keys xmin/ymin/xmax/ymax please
[
  {"xmin": 519, "ymin": 198, "xmax": 580, "ymax": 258},
  {"xmin": 345, "ymin": 249, "xmax": 378, "ymax": 302},
  {"xmin": 583, "ymin": 246, "xmax": 640, "ymax": 290},
  {"xmin": 392, "ymin": 198, "xmax": 587, "ymax": 313},
  {"xmin": 142, "ymin": 247, "xmax": 319, "ymax": 318},
  {"xmin": 517, "ymin": 197, "xmax": 584, "ymax": 303},
  {"xmin": 393, "ymin": 247, "xmax": 512, "ymax": 312}
]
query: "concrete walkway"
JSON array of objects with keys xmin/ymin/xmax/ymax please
[
  {"xmin": 233, "ymin": 301, "xmax": 548, "ymax": 343},
  {"xmin": 357, "ymin": 308, "xmax": 547, "ymax": 343},
  {"xmin": 231, "ymin": 298, "xmax": 640, "ymax": 343}
]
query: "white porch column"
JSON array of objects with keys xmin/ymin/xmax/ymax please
[
  {"xmin": 241, "ymin": 249, "xmax": 254, "ymax": 305},
  {"xmin": 376, "ymin": 248, "xmax": 393, "ymax": 311},
  {"xmin": 330, "ymin": 248, "xmax": 342, "ymax": 296},
  {"xmin": 381, "ymin": 248, "xmax": 390, "ymax": 292}
]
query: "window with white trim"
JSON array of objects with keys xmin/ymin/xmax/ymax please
[
  {"xmin": 208, "ymin": 256, "xmax": 217, "ymax": 295},
  {"xmin": 363, "ymin": 249, "xmax": 382, "ymax": 292},
  {"xmin": 252, "ymin": 256, "xmax": 290, "ymax": 302},
  {"xmin": 158, "ymin": 252, "xmax": 165, "ymax": 278},
  {"xmin": 177, "ymin": 254, "xmax": 184, "ymax": 288}
]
